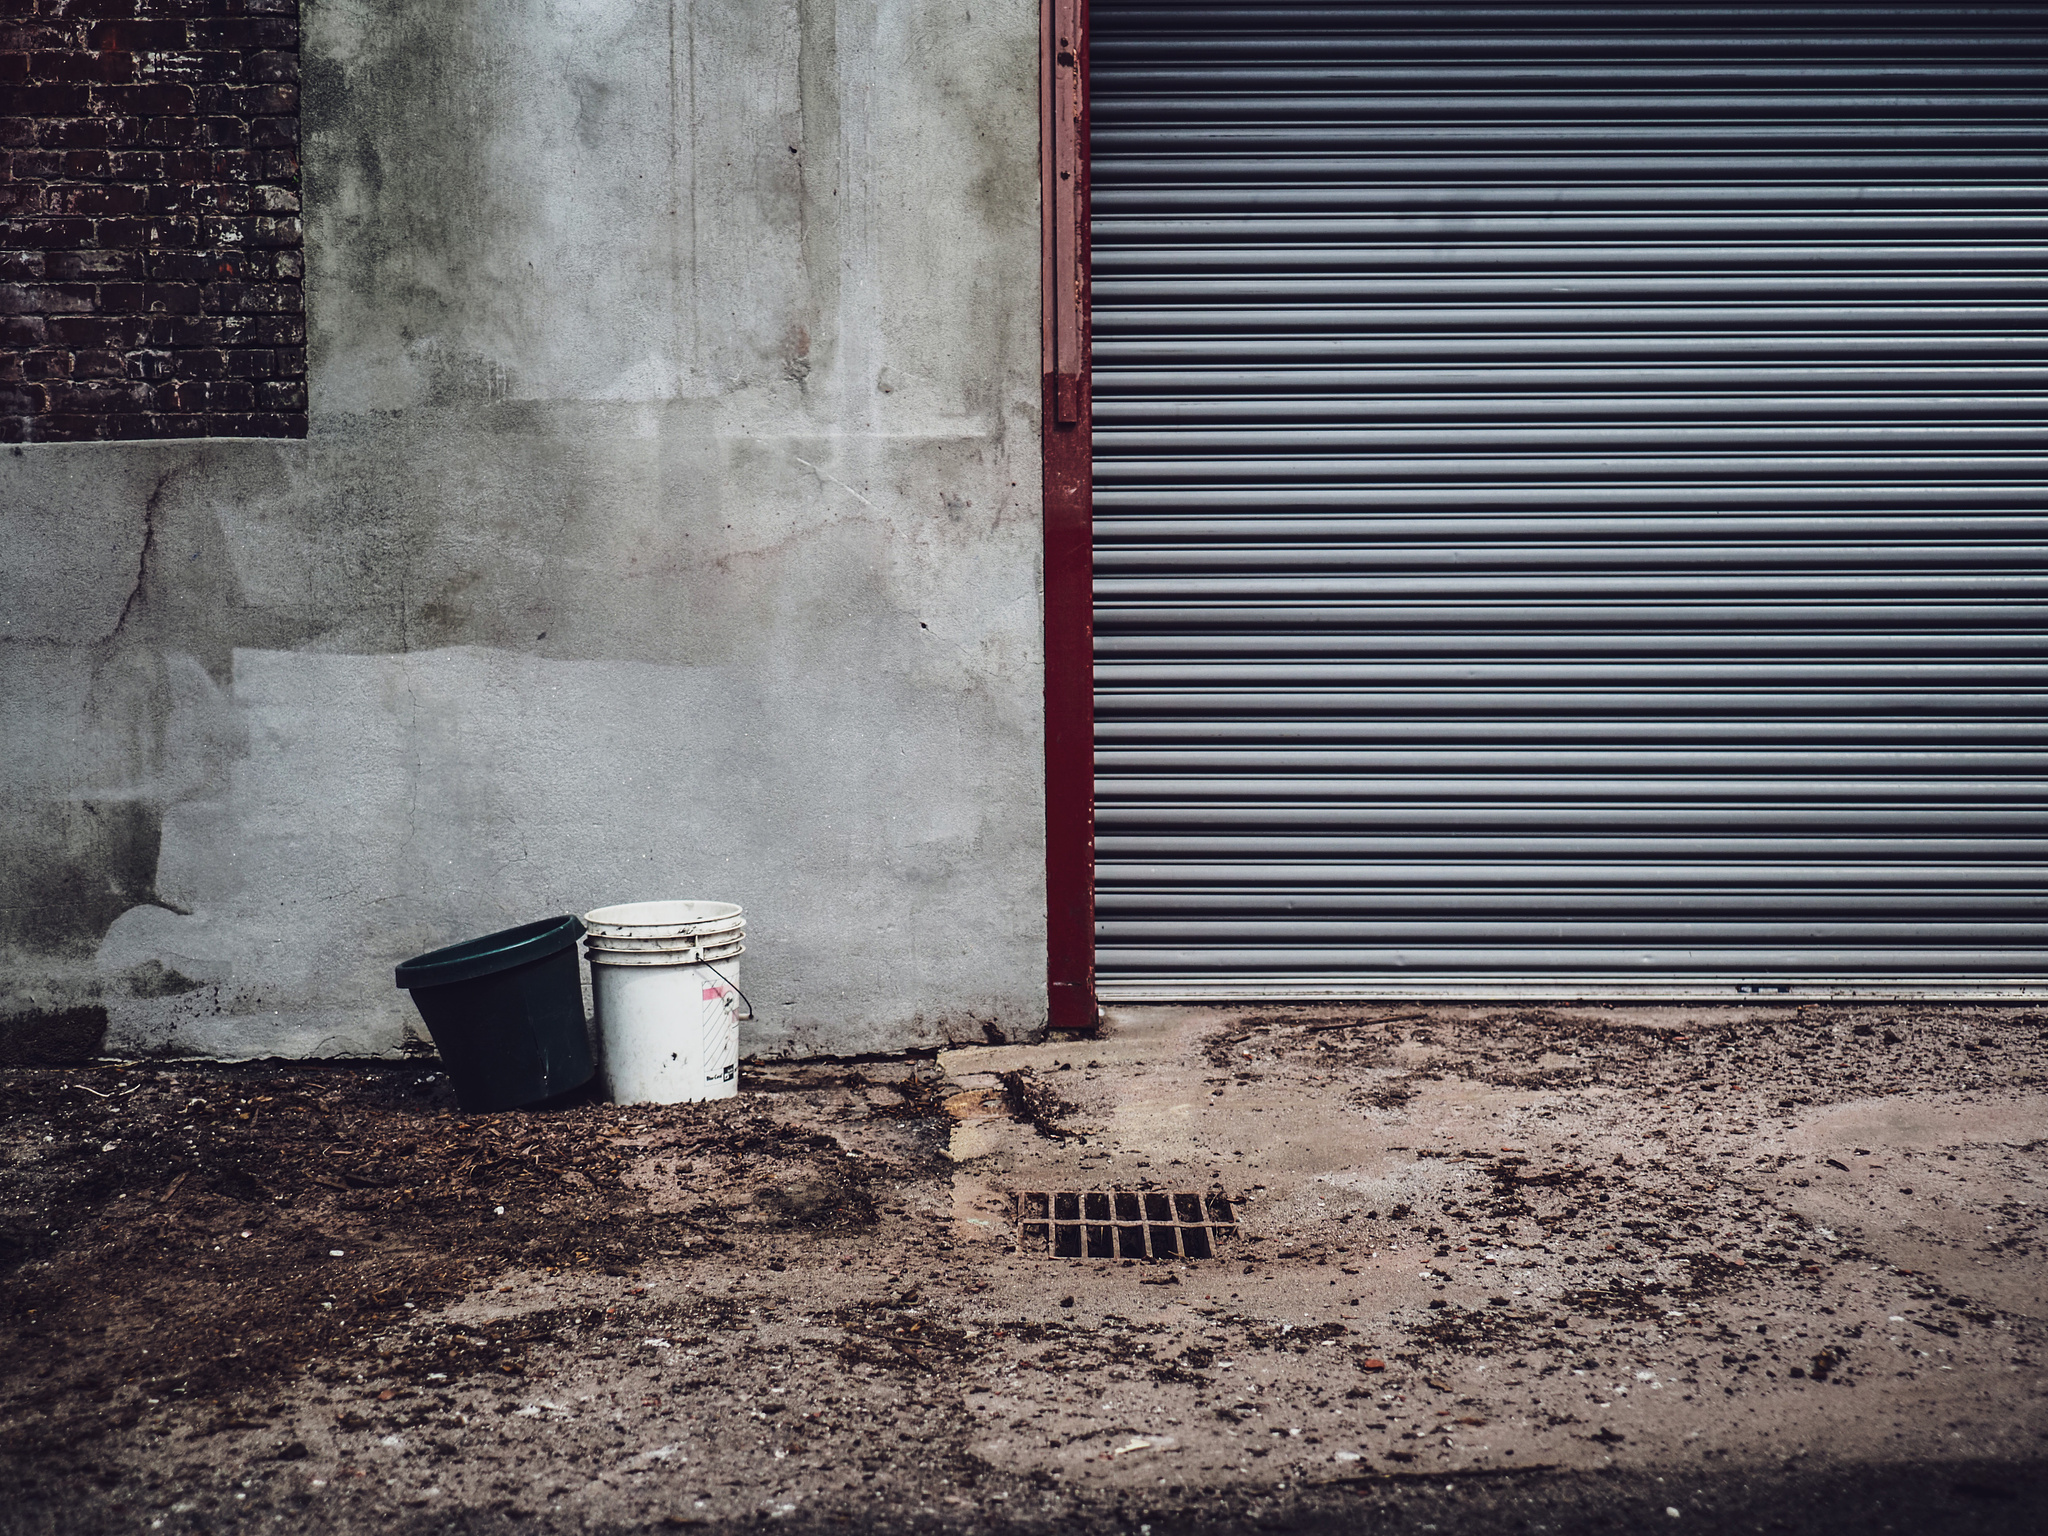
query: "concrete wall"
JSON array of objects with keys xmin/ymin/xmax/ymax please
[{"xmin": 0, "ymin": 0, "xmax": 1048, "ymax": 1060}]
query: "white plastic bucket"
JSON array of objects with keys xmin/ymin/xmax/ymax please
[{"xmin": 583, "ymin": 902, "xmax": 746, "ymax": 1104}]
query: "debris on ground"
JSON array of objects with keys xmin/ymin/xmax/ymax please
[{"xmin": 0, "ymin": 1006, "xmax": 2044, "ymax": 1534}]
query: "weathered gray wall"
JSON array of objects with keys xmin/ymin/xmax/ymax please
[{"xmin": 0, "ymin": 0, "xmax": 1047, "ymax": 1060}]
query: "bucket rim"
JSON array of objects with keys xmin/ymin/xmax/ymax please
[
  {"xmin": 585, "ymin": 917, "xmax": 745, "ymax": 939},
  {"xmin": 583, "ymin": 931, "xmax": 745, "ymax": 951},
  {"xmin": 395, "ymin": 914, "xmax": 584, "ymax": 990},
  {"xmin": 583, "ymin": 900, "xmax": 745, "ymax": 938},
  {"xmin": 587, "ymin": 944, "xmax": 745, "ymax": 968}
]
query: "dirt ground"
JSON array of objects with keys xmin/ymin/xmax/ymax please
[{"xmin": 1, "ymin": 1002, "xmax": 2045, "ymax": 1534}]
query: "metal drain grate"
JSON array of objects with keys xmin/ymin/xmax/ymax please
[{"xmin": 1014, "ymin": 1190, "xmax": 1237, "ymax": 1260}]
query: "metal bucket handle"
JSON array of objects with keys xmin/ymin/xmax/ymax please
[{"xmin": 703, "ymin": 958, "xmax": 754, "ymax": 1021}]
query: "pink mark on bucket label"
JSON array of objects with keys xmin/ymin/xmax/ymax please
[{"xmin": 702, "ymin": 986, "xmax": 727, "ymax": 1001}]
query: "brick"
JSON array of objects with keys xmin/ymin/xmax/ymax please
[
  {"xmin": 35, "ymin": 415, "xmax": 111, "ymax": 441},
  {"xmin": 85, "ymin": 20, "xmax": 187, "ymax": 52},
  {"xmin": 95, "ymin": 278, "xmax": 145, "ymax": 310},
  {"xmin": 104, "ymin": 148, "xmax": 160, "ymax": 178},
  {"xmin": 6, "ymin": 216, "xmax": 93, "ymax": 246},
  {"xmin": 170, "ymin": 149, "xmax": 225, "ymax": 180},
  {"xmin": 148, "ymin": 217, "xmax": 203, "ymax": 245},
  {"xmin": 150, "ymin": 412, "xmax": 207, "ymax": 436},
  {"xmin": 51, "ymin": 180, "xmax": 145, "ymax": 215},
  {"xmin": 0, "ymin": 181, "xmax": 43, "ymax": 215},
  {"xmin": 91, "ymin": 215, "xmax": 146, "ymax": 245},
  {"xmin": 147, "ymin": 50, "xmax": 234, "ymax": 88},
  {"xmin": 39, "ymin": 117, "xmax": 114, "ymax": 148},
  {"xmin": 0, "ymin": 314, "xmax": 49, "ymax": 345},
  {"xmin": 0, "ymin": 116, "xmax": 37, "ymax": 148},
  {"xmin": 223, "ymin": 345, "xmax": 270, "ymax": 377},
  {"xmin": 198, "ymin": 277, "xmax": 241, "ymax": 310},
  {"xmin": 139, "ymin": 280, "xmax": 200, "ymax": 313},
  {"xmin": 47, "ymin": 247, "xmax": 139, "ymax": 278},
  {"xmin": 93, "ymin": 81, "xmax": 194, "ymax": 114},
  {"xmin": 245, "ymin": 49, "xmax": 295, "ymax": 84},
  {"xmin": 248, "ymin": 182, "xmax": 295, "ymax": 213},
  {"xmin": 30, "ymin": 50, "xmax": 135, "ymax": 84},
  {"xmin": 50, "ymin": 278, "xmax": 101, "ymax": 306},
  {"xmin": 254, "ymin": 377, "xmax": 300, "ymax": 411},
  {"xmin": 147, "ymin": 313, "xmax": 216, "ymax": 346},
  {"xmin": 22, "ymin": 348, "xmax": 72, "ymax": 379},
  {"xmin": 100, "ymin": 413, "xmax": 161, "ymax": 438},
  {"xmin": 0, "ymin": 25, "xmax": 72, "ymax": 53},
  {"xmin": 205, "ymin": 377, "xmax": 250, "ymax": 411},
  {"xmin": 72, "ymin": 348, "xmax": 125, "ymax": 377},
  {"xmin": 186, "ymin": 19, "xmax": 271, "ymax": 50},
  {"xmin": 80, "ymin": 382, "xmax": 158, "ymax": 415},
  {"xmin": 188, "ymin": 80, "xmax": 240, "ymax": 114},
  {"xmin": 243, "ymin": 213, "xmax": 296, "ymax": 248},
  {"xmin": 144, "ymin": 248, "xmax": 212, "ymax": 281},
  {"xmin": 136, "ymin": 114, "xmax": 199, "ymax": 147},
  {"xmin": 167, "ymin": 346, "xmax": 222, "ymax": 376},
  {"xmin": 248, "ymin": 113, "xmax": 291, "ymax": 148},
  {"xmin": 142, "ymin": 180, "xmax": 197, "ymax": 214},
  {"xmin": 0, "ymin": 250, "xmax": 46, "ymax": 280},
  {"xmin": 155, "ymin": 378, "xmax": 206, "ymax": 411},
  {"xmin": 0, "ymin": 55, "xmax": 26, "ymax": 87},
  {"xmin": 0, "ymin": 383, "xmax": 49, "ymax": 413},
  {"xmin": 273, "ymin": 342, "xmax": 302, "ymax": 378},
  {"xmin": 124, "ymin": 351, "xmax": 176, "ymax": 385},
  {"xmin": 1, "ymin": 280, "xmax": 93, "ymax": 313},
  {"xmin": 219, "ymin": 411, "xmax": 303, "ymax": 438},
  {"xmin": 220, "ymin": 279, "xmax": 296, "ymax": 313},
  {"xmin": 48, "ymin": 315, "xmax": 146, "ymax": 348},
  {"xmin": 0, "ymin": 83, "xmax": 92, "ymax": 116},
  {"xmin": 200, "ymin": 113, "xmax": 244, "ymax": 148},
  {"xmin": 48, "ymin": 377, "xmax": 153, "ymax": 412}
]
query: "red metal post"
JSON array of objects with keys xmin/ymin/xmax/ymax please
[{"xmin": 1042, "ymin": 0, "xmax": 1096, "ymax": 1029}]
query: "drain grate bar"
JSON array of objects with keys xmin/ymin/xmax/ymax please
[{"xmin": 1014, "ymin": 1190, "xmax": 1237, "ymax": 1260}]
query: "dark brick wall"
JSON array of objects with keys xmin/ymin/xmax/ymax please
[{"xmin": 0, "ymin": 0, "xmax": 304, "ymax": 441}]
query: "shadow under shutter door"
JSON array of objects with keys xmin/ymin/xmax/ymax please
[{"xmin": 1089, "ymin": 2, "xmax": 2048, "ymax": 998}]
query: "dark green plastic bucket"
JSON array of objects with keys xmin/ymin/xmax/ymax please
[{"xmin": 395, "ymin": 916, "xmax": 594, "ymax": 1112}]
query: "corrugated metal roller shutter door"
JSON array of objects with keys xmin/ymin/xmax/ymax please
[{"xmin": 1089, "ymin": 2, "xmax": 2048, "ymax": 997}]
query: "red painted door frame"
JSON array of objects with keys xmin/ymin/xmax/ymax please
[{"xmin": 1042, "ymin": 0, "xmax": 1095, "ymax": 1029}]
